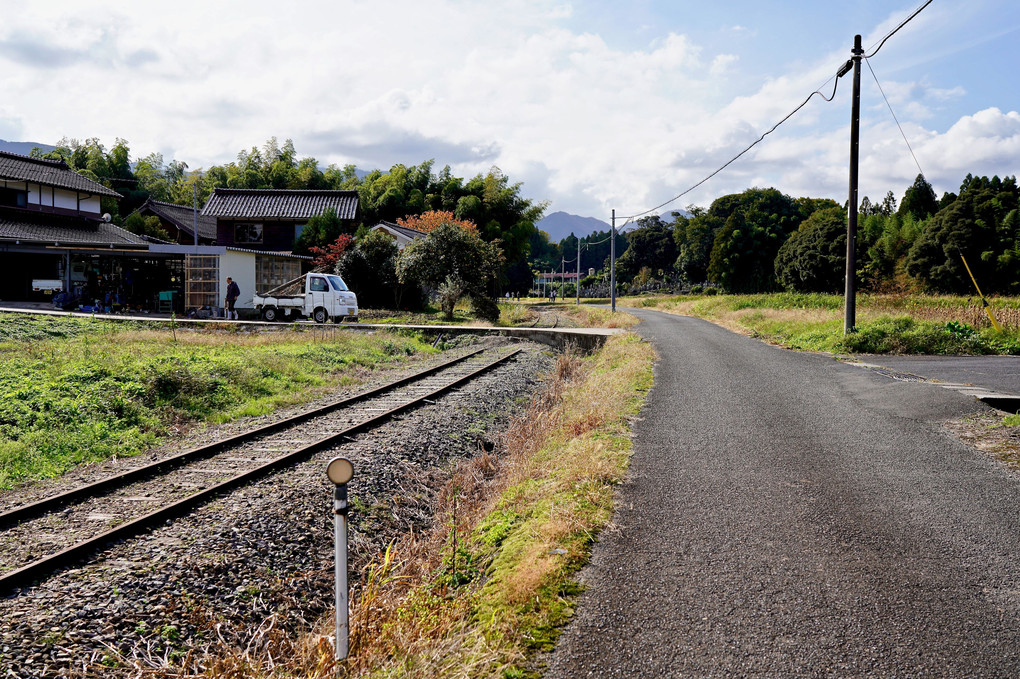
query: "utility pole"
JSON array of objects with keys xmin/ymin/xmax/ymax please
[
  {"xmin": 560, "ymin": 256, "xmax": 565, "ymax": 300},
  {"xmin": 843, "ymin": 34, "xmax": 863, "ymax": 334},
  {"xmin": 576, "ymin": 237, "xmax": 581, "ymax": 305},
  {"xmin": 610, "ymin": 209, "xmax": 616, "ymax": 313}
]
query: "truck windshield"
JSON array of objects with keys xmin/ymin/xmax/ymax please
[{"xmin": 327, "ymin": 275, "xmax": 349, "ymax": 292}]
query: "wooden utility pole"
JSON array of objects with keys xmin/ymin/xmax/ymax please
[
  {"xmin": 844, "ymin": 34, "xmax": 863, "ymax": 334},
  {"xmin": 576, "ymin": 237, "xmax": 581, "ymax": 305}
]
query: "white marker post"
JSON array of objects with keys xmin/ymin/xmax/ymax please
[{"xmin": 326, "ymin": 456, "xmax": 354, "ymax": 661}]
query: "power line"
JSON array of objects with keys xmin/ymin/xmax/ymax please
[
  {"xmin": 620, "ymin": 74, "xmax": 843, "ymax": 222},
  {"xmin": 615, "ymin": 1, "xmax": 934, "ymax": 225},
  {"xmin": 864, "ymin": 56, "xmax": 925, "ymax": 179},
  {"xmin": 865, "ymin": 0, "xmax": 933, "ymax": 58}
]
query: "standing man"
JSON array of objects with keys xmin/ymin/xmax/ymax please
[{"xmin": 225, "ymin": 276, "xmax": 240, "ymax": 320}]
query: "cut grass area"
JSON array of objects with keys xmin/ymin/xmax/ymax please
[
  {"xmin": 626, "ymin": 293, "xmax": 1020, "ymax": 355},
  {"xmin": 0, "ymin": 313, "xmax": 438, "ymax": 488}
]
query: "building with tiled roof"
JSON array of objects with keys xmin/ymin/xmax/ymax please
[
  {"xmin": 0, "ymin": 150, "xmax": 185, "ymax": 309},
  {"xmin": 200, "ymin": 188, "xmax": 359, "ymax": 252},
  {"xmin": 0, "ymin": 150, "xmax": 121, "ymax": 199},
  {"xmin": 370, "ymin": 221, "xmax": 426, "ymax": 250},
  {"xmin": 131, "ymin": 197, "xmax": 217, "ymax": 245}
]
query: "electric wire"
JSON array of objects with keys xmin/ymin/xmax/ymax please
[
  {"xmin": 865, "ymin": 56, "xmax": 926, "ymax": 179},
  {"xmin": 865, "ymin": 0, "xmax": 933, "ymax": 58},
  {"xmin": 619, "ymin": 74, "xmax": 842, "ymax": 222}
]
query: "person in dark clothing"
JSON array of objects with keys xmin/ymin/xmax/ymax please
[{"xmin": 225, "ymin": 277, "xmax": 240, "ymax": 320}]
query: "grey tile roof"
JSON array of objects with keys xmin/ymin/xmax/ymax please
[
  {"xmin": 136, "ymin": 198, "xmax": 217, "ymax": 240},
  {"xmin": 372, "ymin": 221, "xmax": 426, "ymax": 241},
  {"xmin": 0, "ymin": 151, "xmax": 122, "ymax": 198},
  {"xmin": 201, "ymin": 189, "xmax": 359, "ymax": 220},
  {"xmin": 0, "ymin": 209, "xmax": 148, "ymax": 246}
]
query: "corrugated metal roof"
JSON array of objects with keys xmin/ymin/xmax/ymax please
[
  {"xmin": 224, "ymin": 246, "xmax": 312, "ymax": 260},
  {"xmin": 201, "ymin": 189, "xmax": 359, "ymax": 220},
  {"xmin": 0, "ymin": 151, "xmax": 122, "ymax": 198},
  {"xmin": 137, "ymin": 198, "xmax": 217, "ymax": 240},
  {"xmin": 0, "ymin": 209, "xmax": 148, "ymax": 246}
]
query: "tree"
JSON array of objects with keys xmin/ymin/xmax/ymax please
[
  {"xmin": 309, "ymin": 234, "xmax": 353, "ymax": 271},
  {"xmin": 123, "ymin": 212, "xmax": 172, "ymax": 242},
  {"xmin": 705, "ymin": 188, "xmax": 802, "ymax": 293},
  {"xmin": 397, "ymin": 210, "xmax": 478, "ymax": 235},
  {"xmin": 899, "ymin": 174, "xmax": 938, "ymax": 221},
  {"xmin": 294, "ymin": 207, "xmax": 355, "ymax": 254},
  {"xmin": 616, "ymin": 216, "xmax": 677, "ymax": 282},
  {"xmin": 774, "ymin": 208, "xmax": 848, "ymax": 293},
  {"xmin": 396, "ymin": 222, "xmax": 504, "ymax": 320},
  {"xmin": 335, "ymin": 230, "xmax": 417, "ymax": 309}
]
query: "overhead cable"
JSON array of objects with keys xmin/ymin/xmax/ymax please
[
  {"xmin": 865, "ymin": 0, "xmax": 933, "ymax": 58},
  {"xmin": 864, "ymin": 56, "xmax": 925, "ymax": 179},
  {"xmin": 620, "ymin": 74, "xmax": 842, "ymax": 222}
]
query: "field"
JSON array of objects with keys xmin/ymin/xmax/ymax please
[
  {"xmin": 0, "ymin": 313, "xmax": 438, "ymax": 489},
  {"xmin": 617, "ymin": 292, "xmax": 1020, "ymax": 355}
]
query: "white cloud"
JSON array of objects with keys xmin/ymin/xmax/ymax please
[{"xmin": 0, "ymin": 0, "xmax": 1017, "ymax": 219}]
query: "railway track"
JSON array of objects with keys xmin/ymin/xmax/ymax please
[{"xmin": 0, "ymin": 345, "xmax": 521, "ymax": 595}]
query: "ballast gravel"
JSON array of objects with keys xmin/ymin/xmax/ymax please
[{"xmin": 0, "ymin": 338, "xmax": 553, "ymax": 677}]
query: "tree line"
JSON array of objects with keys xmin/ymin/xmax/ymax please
[{"xmin": 566, "ymin": 173, "xmax": 1019, "ymax": 297}]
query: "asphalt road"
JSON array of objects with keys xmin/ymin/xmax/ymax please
[
  {"xmin": 546, "ymin": 308, "xmax": 1020, "ymax": 678},
  {"xmin": 854, "ymin": 354, "xmax": 1020, "ymax": 396}
]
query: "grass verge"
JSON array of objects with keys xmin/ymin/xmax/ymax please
[
  {"xmin": 202, "ymin": 332, "xmax": 654, "ymax": 678},
  {"xmin": 0, "ymin": 313, "xmax": 438, "ymax": 488},
  {"xmin": 624, "ymin": 293, "xmax": 1020, "ymax": 355}
]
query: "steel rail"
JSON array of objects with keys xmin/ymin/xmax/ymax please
[
  {"xmin": 0, "ymin": 348, "xmax": 520, "ymax": 595},
  {"xmin": 0, "ymin": 347, "xmax": 486, "ymax": 530}
]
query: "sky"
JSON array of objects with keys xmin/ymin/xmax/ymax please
[{"xmin": 1, "ymin": 0, "xmax": 1018, "ymax": 221}]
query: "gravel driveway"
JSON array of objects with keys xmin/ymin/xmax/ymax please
[{"xmin": 546, "ymin": 309, "xmax": 1020, "ymax": 677}]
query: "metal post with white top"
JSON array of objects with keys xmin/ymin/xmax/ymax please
[{"xmin": 326, "ymin": 456, "xmax": 354, "ymax": 661}]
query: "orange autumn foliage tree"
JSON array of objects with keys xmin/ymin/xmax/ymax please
[{"xmin": 397, "ymin": 210, "xmax": 479, "ymax": 236}]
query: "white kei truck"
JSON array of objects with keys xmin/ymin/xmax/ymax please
[{"xmin": 252, "ymin": 272, "xmax": 358, "ymax": 323}]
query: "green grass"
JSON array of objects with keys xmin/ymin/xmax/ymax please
[
  {"xmin": 0, "ymin": 313, "xmax": 437, "ymax": 488},
  {"xmin": 630, "ymin": 293, "xmax": 1020, "ymax": 355}
]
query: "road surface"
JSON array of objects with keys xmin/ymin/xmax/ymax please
[{"xmin": 546, "ymin": 308, "xmax": 1020, "ymax": 677}]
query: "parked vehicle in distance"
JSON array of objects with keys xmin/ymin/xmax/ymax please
[{"xmin": 253, "ymin": 272, "xmax": 358, "ymax": 323}]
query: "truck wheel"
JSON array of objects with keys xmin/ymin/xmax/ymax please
[
  {"xmin": 262, "ymin": 307, "xmax": 279, "ymax": 322},
  {"xmin": 313, "ymin": 307, "xmax": 328, "ymax": 324}
]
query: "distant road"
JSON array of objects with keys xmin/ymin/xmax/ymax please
[{"xmin": 546, "ymin": 308, "xmax": 1020, "ymax": 678}]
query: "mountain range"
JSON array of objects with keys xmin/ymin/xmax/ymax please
[{"xmin": 0, "ymin": 139, "xmax": 56, "ymax": 156}]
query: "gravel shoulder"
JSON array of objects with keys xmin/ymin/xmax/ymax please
[
  {"xmin": 546, "ymin": 308, "xmax": 1020, "ymax": 678},
  {"xmin": 0, "ymin": 338, "xmax": 554, "ymax": 677}
]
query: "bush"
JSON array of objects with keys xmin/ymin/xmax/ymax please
[{"xmin": 470, "ymin": 295, "xmax": 501, "ymax": 324}]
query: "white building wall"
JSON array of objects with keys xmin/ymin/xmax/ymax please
[
  {"xmin": 220, "ymin": 250, "xmax": 256, "ymax": 309},
  {"xmin": 53, "ymin": 188, "xmax": 78, "ymax": 210},
  {"xmin": 79, "ymin": 195, "xmax": 101, "ymax": 214}
]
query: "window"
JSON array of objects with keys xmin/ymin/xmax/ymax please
[
  {"xmin": 0, "ymin": 187, "xmax": 27, "ymax": 208},
  {"xmin": 327, "ymin": 275, "xmax": 349, "ymax": 291},
  {"xmin": 255, "ymin": 256, "xmax": 301, "ymax": 294},
  {"xmin": 234, "ymin": 222, "xmax": 263, "ymax": 244},
  {"xmin": 309, "ymin": 276, "xmax": 329, "ymax": 292},
  {"xmin": 185, "ymin": 254, "xmax": 220, "ymax": 309}
]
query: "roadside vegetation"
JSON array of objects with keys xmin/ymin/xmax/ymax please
[
  {"xmin": 620, "ymin": 292, "xmax": 1020, "ymax": 355},
  {"xmin": 0, "ymin": 313, "xmax": 438, "ymax": 489}
]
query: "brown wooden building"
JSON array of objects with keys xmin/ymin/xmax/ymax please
[{"xmin": 201, "ymin": 188, "xmax": 359, "ymax": 251}]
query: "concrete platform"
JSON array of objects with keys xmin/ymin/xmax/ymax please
[{"xmin": 0, "ymin": 304, "xmax": 622, "ymax": 352}]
